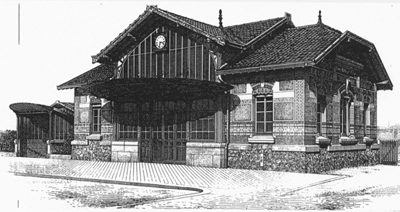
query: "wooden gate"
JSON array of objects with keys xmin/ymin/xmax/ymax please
[{"xmin": 380, "ymin": 140, "xmax": 399, "ymax": 165}]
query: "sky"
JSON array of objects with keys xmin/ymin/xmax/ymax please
[{"xmin": 0, "ymin": 0, "xmax": 399, "ymax": 130}]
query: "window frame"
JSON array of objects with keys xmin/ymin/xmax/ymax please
[
  {"xmin": 316, "ymin": 95, "xmax": 326, "ymax": 136},
  {"xmin": 340, "ymin": 94, "xmax": 353, "ymax": 137},
  {"xmin": 255, "ymin": 94, "xmax": 273, "ymax": 135},
  {"xmin": 91, "ymin": 104, "xmax": 102, "ymax": 134}
]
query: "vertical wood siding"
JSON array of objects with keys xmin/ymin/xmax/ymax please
[{"xmin": 120, "ymin": 29, "xmax": 215, "ymax": 82}]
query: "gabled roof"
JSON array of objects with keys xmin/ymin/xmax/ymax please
[
  {"xmin": 223, "ymin": 17, "xmax": 286, "ymax": 45},
  {"xmin": 219, "ymin": 23, "xmax": 393, "ymax": 90},
  {"xmin": 221, "ymin": 23, "xmax": 342, "ymax": 70},
  {"xmin": 92, "ymin": 5, "xmax": 291, "ymax": 64},
  {"xmin": 57, "ymin": 64, "xmax": 116, "ymax": 90},
  {"xmin": 50, "ymin": 101, "xmax": 74, "ymax": 112}
]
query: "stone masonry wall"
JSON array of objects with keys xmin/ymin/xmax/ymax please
[
  {"xmin": 228, "ymin": 144, "xmax": 379, "ymax": 173},
  {"xmin": 72, "ymin": 141, "xmax": 111, "ymax": 161}
]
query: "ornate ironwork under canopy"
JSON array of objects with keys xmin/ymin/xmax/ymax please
[{"xmin": 81, "ymin": 78, "xmax": 234, "ymax": 103}]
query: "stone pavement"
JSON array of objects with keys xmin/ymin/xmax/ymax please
[{"xmin": 2, "ymin": 157, "xmax": 398, "ymax": 210}]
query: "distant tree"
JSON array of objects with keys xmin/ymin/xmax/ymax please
[
  {"xmin": 0, "ymin": 130, "xmax": 17, "ymax": 142},
  {"xmin": 0, "ymin": 130, "xmax": 17, "ymax": 152}
]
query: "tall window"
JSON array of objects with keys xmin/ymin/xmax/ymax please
[
  {"xmin": 256, "ymin": 95, "xmax": 273, "ymax": 134},
  {"xmin": 340, "ymin": 95, "xmax": 352, "ymax": 136},
  {"xmin": 363, "ymin": 103, "xmax": 370, "ymax": 136},
  {"xmin": 54, "ymin": 115, "xmax": 70, "ymax": 140},
  {"xmin": 317, "ymin": 95, "xmax": 326, "ymax": 136},
  {"xmin": 190, "ymin": 115, "xmax": 215, "ymax": 140},
  {"xmin": 91, "ymin": 104, "xmax": 101, "ymax": 134}
]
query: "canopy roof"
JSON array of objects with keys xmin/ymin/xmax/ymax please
[
  {"xmin": 10, "ymin": 103, "xmax": 52, "ymax": 115},
  {"xmin": 80, "ymin": 78, "xmax": 233, "ymax": 103},
  {"xmin": 57, "ymin": 64, "xmax": 116, "ymax": 90},
  {"xmin": 10, "ymin": 101, "xmax": 74, "ymax": 121}
]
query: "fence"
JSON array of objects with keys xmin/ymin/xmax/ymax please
[{"xmin": 380, "ymin": 139, "xmax": 399, "ymax": 165}]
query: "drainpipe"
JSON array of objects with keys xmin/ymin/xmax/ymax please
[{"xmin": 225, "ymin": 92, "xmax": 231, "ymax": 168}]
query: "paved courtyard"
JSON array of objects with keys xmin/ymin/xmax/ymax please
[{"xmin": 1, "ymin": 157, "xmax": 400, "ymax": 210}]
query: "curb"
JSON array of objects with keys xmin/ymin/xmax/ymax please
[
  {"xmin": 279, "ymin": 175, "xmax": 349, "ymax": 196},
  {"xmin": 14, "ymin": 171, "xmax": 211, "ymax": 209},
  {"xmin": 13, "ymin": 172, "xmax": 204, "ymax": 193}
]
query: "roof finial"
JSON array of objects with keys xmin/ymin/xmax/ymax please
[
  {"xmin": 318, "ymin": 10, "xmax": 322, "ymax": 24},
  {"xmin": 219, "ymin": 9, "xmax": 223, "ymax": 29}
]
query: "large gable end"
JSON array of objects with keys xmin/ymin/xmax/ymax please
[{"xmin": 315, "ymin": 30, "xmax": 393, "ymax": 90}]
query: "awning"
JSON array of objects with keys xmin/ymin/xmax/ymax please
[
  {"xmin": 9, "ymin": 103, "xmax": 53, "ymax": 115},
  {"xmin": 9, "ymin": 102, "xmax": 74, "ymax": 122},
  {"xmin": 80, "ymin": 78, "xmax": 234, "ymax": 103}
]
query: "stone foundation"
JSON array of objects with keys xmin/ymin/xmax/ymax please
[
  {"xmin": 71, "ymin": 140, "xmax": 111, "ymax": 161},
  {"xmin": 228, "ymin": 144, "xmax": 379, "ymax": 173},
  {"xmin": 186, "ymin": 142, "xmax": 226, "ymax": 168},
  {"xmin": 0, "ymin": 152, "xmax": 16, "ymax": 157},
  {"xmin": 111, "ymin": 141, "xmax": 139, "ymax": 162}
]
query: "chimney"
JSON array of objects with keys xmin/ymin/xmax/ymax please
[{"xmin": 219, "ymin": 9, "xmax": 223, "ymax": 29}]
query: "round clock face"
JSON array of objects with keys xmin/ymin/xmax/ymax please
[{"xmin": 155, "ymin": 35, "xmax": 166, "ymax": 49}]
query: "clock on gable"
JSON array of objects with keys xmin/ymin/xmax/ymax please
[{"xmin": 153, "ymin": 32, "xmax": 168, "ymax": 52}]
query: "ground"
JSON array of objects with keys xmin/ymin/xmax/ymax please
[
  {"xmin": 1, "ymin": 157, "xmax": 400, "ymax": 210},
  {"xmin": 0, "ymin": 171, "xmax": 195, "ymax": 209}
]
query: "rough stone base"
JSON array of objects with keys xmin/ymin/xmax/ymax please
[
  {"xmin": 111, "ymin": 141, "xmax": 139, "ymax": 162},
  {"xmin": 186, "ymin": 142, "xmax": 226, "ymax": 168},
  {"xmin": 228, "ymin": 144, "xmax": 380, "ymax": 173},
  {"xmin": 71, "ymin": 140, "xmax": 111, "ymax": 161},
  {"xmin": 0, "ymin": 152, "xmax": 16, "ymax": 157}
]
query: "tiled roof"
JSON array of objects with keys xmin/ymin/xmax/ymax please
[
  {"xmin": 223, "ymin": 23, "xmax": 342, "ymax": 70},
  {"xmin": 223, "ymin": 17, "xmax": 285, "ymax": 45},
  {"xmin": 51, "ymin": 101, "xmax": 74, "ymax": 111},
  {"xmin": 92, "ymin": 5, "xmax": 288, "ymax": 63},
  {"xmin": 57, "ymin": 64, "xmax": 116, "ymax": 90},
  {"xmin": 156, "ymin": 7, "xmax": 224, "ymax": 40}
]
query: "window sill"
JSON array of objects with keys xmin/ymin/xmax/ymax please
[
  {"xmin": 47, "ymin": 139, "xmax": 66, "ymax": 144},
  {"xmin": 86, "ymin": 134, "xmax": 102, "ymax": 141},
  {"xmin": 339, "ymin": 136, "xmax": 358, "ymax": 145},
  {"xmin": 316, "ymin": 136, "xmax": 331, "ymax": 147},
  {"xmin": 248, "ymin": 135, "xmax": 275, "ymax": 144}
]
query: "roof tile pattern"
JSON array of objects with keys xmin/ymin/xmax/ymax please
[
  {"xmin": 93, "ymin": 6, "xmax": 287, "ymax": 61},
  {"xmin": 57, "ymin": 64, "xmax": 116, "ymax": 90},
  {"xmin": 223, "ymin": 17, "xmax": 285, "ymax": 44},
  {"xmin": 223, "ymin": 24, "xmax": 342, "ymax": 70}
]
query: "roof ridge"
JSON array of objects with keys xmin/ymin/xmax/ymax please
[
  {"xmin": 225, "ymin": 17, "xmax": 284, "ymax": 28},
  {"xmin": 289, "ymin": 23, "xmax": 342, "ymax": 34},
  {"xmin": 156, "ymin": 7, "xmax": 220, "ymax": 29}
]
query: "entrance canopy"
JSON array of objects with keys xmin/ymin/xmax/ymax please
[{"xmin": 80, "ymin": 78, "xmax": 233, "ymax": 103}]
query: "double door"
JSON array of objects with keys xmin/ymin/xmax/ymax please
[{"xmin": 139, "ymin": 123, "xmax": 187, "ymax": 164}]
